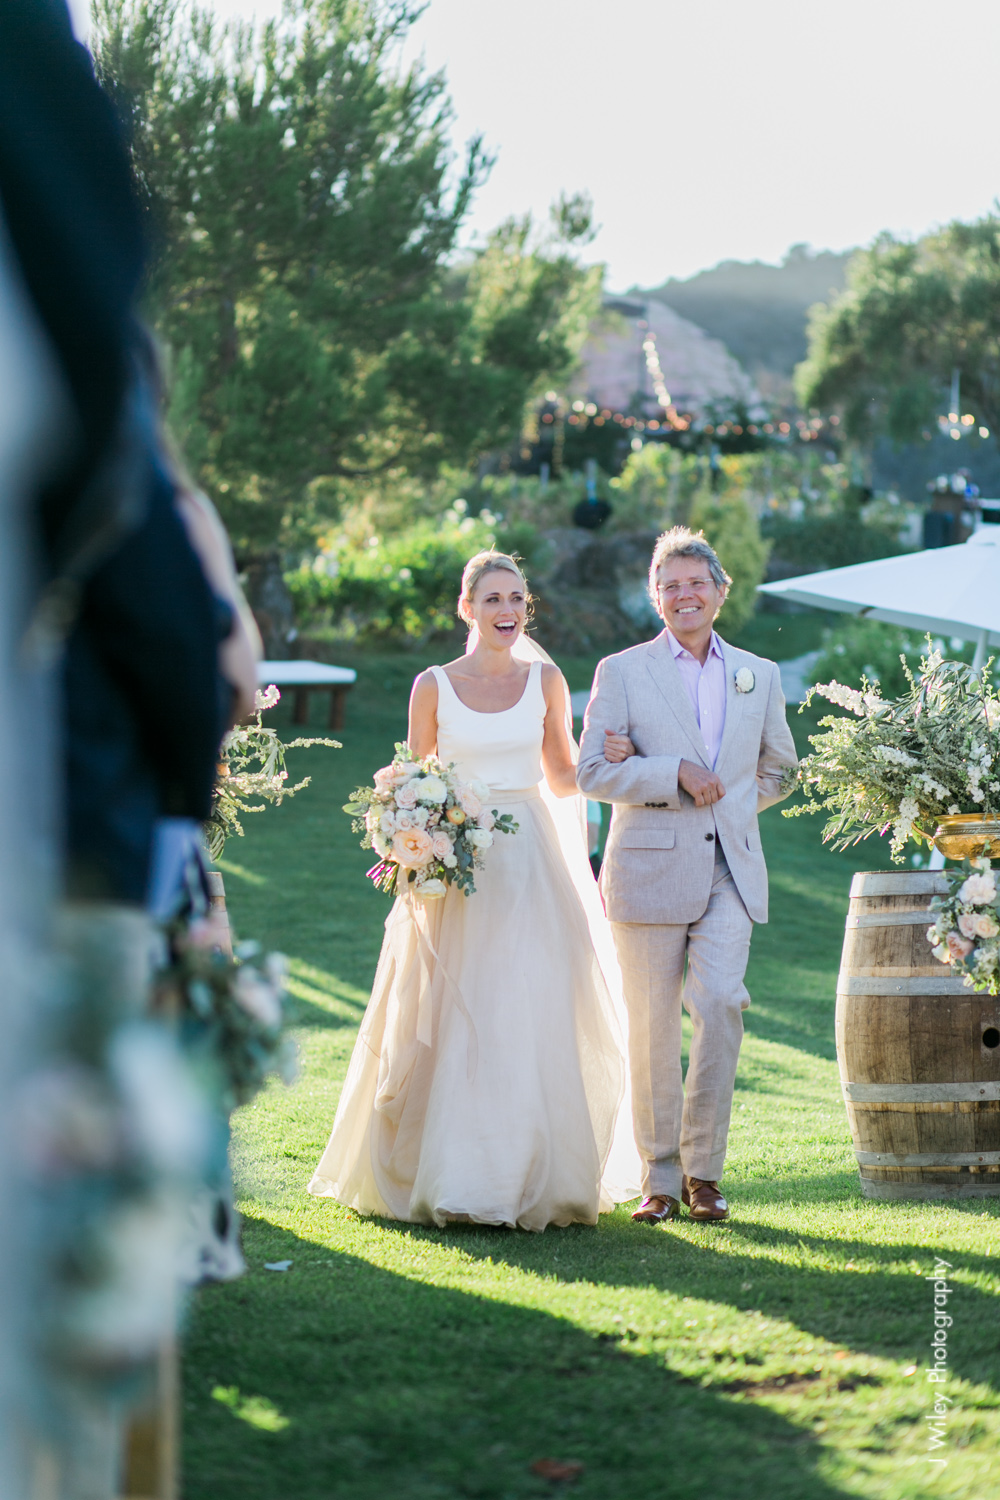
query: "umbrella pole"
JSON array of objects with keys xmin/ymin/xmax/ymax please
[{"xmin": 972, "ymin": 629, "xmax": 989, "ymax": 673}]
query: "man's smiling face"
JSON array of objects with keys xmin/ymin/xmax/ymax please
[{"xmin": 654, "ymin": 556, "xmax": 726, "ymax": 641}]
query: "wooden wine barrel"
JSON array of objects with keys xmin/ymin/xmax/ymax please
[{"xmin": 837, "ymin": 870, "xmax": 1000, "ymax": 1200}]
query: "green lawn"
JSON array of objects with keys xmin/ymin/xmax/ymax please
[{"xmin": 182, "ymin": 647, "xmax": 1000, "ymax": 1500}]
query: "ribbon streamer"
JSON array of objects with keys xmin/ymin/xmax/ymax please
[{"xmin": 399, "ymin": 890, "xmax": 479, "ymax": 1080}]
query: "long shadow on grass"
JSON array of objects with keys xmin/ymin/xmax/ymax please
[
  {"xmin": 183, "ymin": 1219, "xmax": 858, "ymax": 1500},
  {"xmin": 377, "ymin": 1191, "xmax": 999, "ymax": 1393}
]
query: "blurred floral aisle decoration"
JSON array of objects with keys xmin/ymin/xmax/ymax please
[
  {"xmin": 204, "ymin": 685, "xmax": 340, "ymax": 861},
  {"xmin": 156, "ymin": 918, "xmax": 295, "ymax": 1115},
  {"xmin": 787, "ymin": 649, "xmax": 1000, "ymax": 861},
  {"xmin": 153, "ymin": 899, "xmax": 297, "ymax": 1285},
  {"xmin": 139, "ymin": 683, "xmax": 338, "ymax": 1284},
  {"xmin": 22, "ymin": 904, "xmax": 213, "ymax": 1488}
]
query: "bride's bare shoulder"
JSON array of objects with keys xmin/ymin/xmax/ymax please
[
  {"xmin": 540, "ymin": 661, "xmax": 567, "ymax": 696},
  {"xmin": 410, "ymin": 667, "xmax": 440, "ymax": 702},
  {"xmin": 437, "ymin": 656, "xmax": 475, "ymax": 684}
]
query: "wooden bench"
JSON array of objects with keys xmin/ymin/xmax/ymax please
[{"xmin": 257, "ymin": 660, "xmax": 357, "ymax": 729}]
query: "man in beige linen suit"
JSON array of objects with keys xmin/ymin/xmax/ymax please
[{"xmin": 577, "ymin": 528, "xmax": 797, "ymax": 1223}]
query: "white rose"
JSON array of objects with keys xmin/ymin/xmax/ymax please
[
  {"xmin": 379, "ymin": 809, "xmax": 396, "ymax": 835},
  {"xmin": 959, "ymin": 872, "xmax": 997, "ymax": 905},
  {"xmin": 416, "ymin": 878, "xmax": 447, "ymax": 899},
  {"xmin": 466, "ymin": 827, "xmax": 493, "ymax": 850},
  {"xmin": 373, "ymin": 831, "xmax": 391, "ymax": 858},
  {"xmin": 735, "ymin": 667, "xmax": 755, "ymax": 694},
  {"xmin": 415, "ymin": 774, "xmax": 448, "ymax": 804}
]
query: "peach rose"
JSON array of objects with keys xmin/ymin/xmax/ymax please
[
  {"xmin": 974, "ymin": 912, "xmax": 1000, "ymax": 939},
  {"xmin": 477, "ymin": 810, "xmax": 495, "ymax": 831},
  {"xmin": 958, "ymin": 913, "xmax": 979, "ymax": 939},
  {"xmin": 946, "ymin": 930, "xmax": 974, "ymax": 961},
  {"xmin": 458, "ymin": 787, "xmax": 482, "ymax": 818},
  {"xmin": 392, "ymin": 827, "xmax": 434, "ymax": 869},
  {"xmin": 431, "ymin": 832, "xmax": 454, "ymax": 860}
]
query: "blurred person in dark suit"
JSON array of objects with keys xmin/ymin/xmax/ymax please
[{"xmin": 0, "ymin": 0, "xmax": 256, "ymax": 908}]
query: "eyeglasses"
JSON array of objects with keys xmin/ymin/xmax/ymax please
[{"xmin": 657, "ymin": 578, "xmax": 716, "ymax": 597}]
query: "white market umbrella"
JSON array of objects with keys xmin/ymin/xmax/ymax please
[{"xmin": 758, "ymin": 526, "xmax": 1000, "ymax": 671}]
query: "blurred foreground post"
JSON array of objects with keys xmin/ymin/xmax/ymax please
[{"xmin": 120, "ymin": 1343, "xmax": 178, "ymax": 1500}]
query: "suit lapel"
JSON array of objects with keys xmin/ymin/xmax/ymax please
[
  {"xmin": 644, "ymin": 632, "xmax": 711, "ymax": 769},
  {"xmin": 715, "ymin": 639, "xmax": 746, "ymax": 774}
]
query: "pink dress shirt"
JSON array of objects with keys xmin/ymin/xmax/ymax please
[{"xmin": 666, "ymin": 628, "xmax": 727, "ymax": 767}]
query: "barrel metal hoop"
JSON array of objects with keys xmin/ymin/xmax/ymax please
[
  {"xmin": 844, "ymin": 1081, "xmax": 1000, "ymax": 1102},
  {"xmin": 856, "ymin": 1150, "xmax": 1000, "ymax": 1166},
  {"xmin": 837, "ymin": 974, "xmax": 970, "ymax": 995},
  {"xmin": 850, "ymin": 872, "xmax": 950, "ymax": 898},
  {"xmin": 844, "ymin": 911, "xmax": 937, "ymax": 929}
]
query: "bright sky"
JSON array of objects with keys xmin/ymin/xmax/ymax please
[{"xmin": 75, "ymin": 0, "xmax": 1000, "ymax": 288}]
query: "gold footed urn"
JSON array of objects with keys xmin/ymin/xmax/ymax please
[{"xmin": 932, "ymin": 814, "xmax": 1000, "ymax": 859}]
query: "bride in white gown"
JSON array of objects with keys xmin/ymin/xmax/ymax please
[{"xmin": 308, "ymin": 550, "xmax": 640, "ymax": 1230}]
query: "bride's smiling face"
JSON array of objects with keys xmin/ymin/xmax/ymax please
[{"xmin": 467, "ymin": 569, "xmax": 527, "ymax": 648}]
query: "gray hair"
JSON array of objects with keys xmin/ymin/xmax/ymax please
[{"xmin": 647, "ymin": 526, "xmax": 731, "ymax": 605}]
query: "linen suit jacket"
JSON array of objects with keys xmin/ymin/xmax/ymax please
[{"xmin": 576, "ymin": 631, "xmax": 797, "ymax": 925}]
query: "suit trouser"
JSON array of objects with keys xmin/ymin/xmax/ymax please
[{"xmin": 611, "ymin": 852, "xmax": 753, "ymax": 1199}]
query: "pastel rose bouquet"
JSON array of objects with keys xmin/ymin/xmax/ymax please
[
  {"xmin": 344, "ymin": 742, "xmax": 517, "ymax": 898},
  {"xmin": 926, "ymin": 858, "xmax": 1000, "ymax": 993}
]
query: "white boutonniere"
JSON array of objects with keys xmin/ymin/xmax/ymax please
[{"xmin": 735, "ymin": 667, "xmax": 755, "ymax": 694}]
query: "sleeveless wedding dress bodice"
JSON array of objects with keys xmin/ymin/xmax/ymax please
[{"xmin": 430, "ymin": 661, "xmax": 545, "ymax": 790}]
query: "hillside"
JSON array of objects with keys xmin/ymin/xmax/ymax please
[{"xmin": 641, "ymin": 244, "xmax": 852, "ymax": 390}]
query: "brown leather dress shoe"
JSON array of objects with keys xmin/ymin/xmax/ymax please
[
  {"xmin": 682, "ymin": 1176, "xmax": 729, "ymax": 1221},
  {"xmin": 631, "ymin": 1194, "xmax": 679, "ymax": 1224}
]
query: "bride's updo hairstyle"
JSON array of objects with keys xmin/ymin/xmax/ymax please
[{"xmin": 458, "ymin": 550, "xmax": 534, "ymax": 628}]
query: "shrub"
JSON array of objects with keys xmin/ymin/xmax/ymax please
[
  {"xmin": 762, "ymin": 506, "xmax": 907, "ymax": 573},
  {"xmin": 608, "ymin": 445, "xmax": 702, "ymax": 532},
  {"xmin": 689, "ymin": 489, "xmax": 770, "ymax": 637},
  {"xmin": 809, "ymin": 618, "xmax": 975, "ymax": 698},
  {"xmin": 287, "ymin": 512, "xmax": 539, "ymax": 646}
]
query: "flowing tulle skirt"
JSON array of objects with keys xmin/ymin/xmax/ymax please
[{"xmin": 308, "ymin": 787, "xmax": 637, "ymax": 1230}]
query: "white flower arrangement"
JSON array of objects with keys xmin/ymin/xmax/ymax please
[
  {"xmin": 787, "ymin": 652, "xmax": 1000, "ymax": 861},
  {"xmin": 205, "ymin": 686, "xmax": 340, "ymax": 861},
  {"xmin": 735, "ymin": 667, "xmax": 756, "ymax": 694},
  {"xmin": 926, "ymin": 858, "xmax": 1000, "ymax": 993},
  {"xmin": 344, "ymin": 742, "xmax": 517, "ymax": 898}
]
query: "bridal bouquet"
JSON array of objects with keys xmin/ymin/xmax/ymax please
[
  {"xmin": 925, "ymin": 859, "xmax": 1000, "ymax": 993},
  {"xmin": 344, "ymin": 743, "xmax": 517, "ymax": 898},
  {"xmin": 786, "ymin": 650, "xmax": 1000, "ymax": 860}
]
